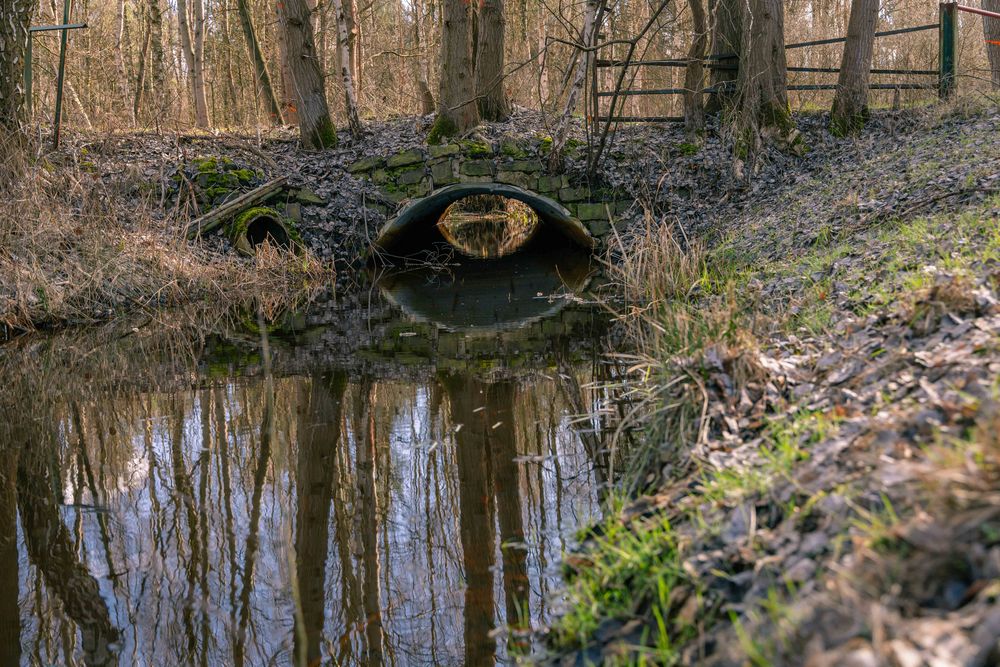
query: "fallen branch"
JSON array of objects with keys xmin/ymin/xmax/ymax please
[{"xmin": 185, "ymin": 176, "xmax": 288, "ymax": 240}]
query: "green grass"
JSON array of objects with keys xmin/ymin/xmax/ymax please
[
  {"xmin": 551, "ymin": 509, "xmax": 700, "ymax": 665},
  {"xmin": 556, "ymin": 183, "xmax": 1000, "ymax": 662}
]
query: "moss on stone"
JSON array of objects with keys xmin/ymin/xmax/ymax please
[
  {"xmin": 460, "ymin": 139, "xmax": 493, "ymax": 158},
  {"xmin": 500, "ymin": 140, "xmax": 528, "ymax": 158}
]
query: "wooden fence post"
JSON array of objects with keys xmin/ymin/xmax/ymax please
[{"xmin": 939, "ymin": 1, "xmax": 958, "ymax": 98}]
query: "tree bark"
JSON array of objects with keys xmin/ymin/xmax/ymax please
[
  {"xmin": 235, "ymin": 0, "xmax": 284, "ymax": 123},
  {"xmin": 548, "ymin": 0, "xmax": 599, "ymax": 171},
  {"xmin": 177, "ymin": 0, "xmax": 210, "ymax": 128},
  {"xmin": 830, "ymin": 0, "xmax": 879, "ymax": 135},
  {"xmin": 732, "ymin": 0, "xmax": 796, "ymax": 176},
  {"xmin": 429, "ymin": 0, "xmax": 480, "ymax": 141},
  {"xmin": 333, "ymin": 0, "xmax": 364, "ymax": 135},
  {"xmin": 683, "ymin": 0, "xmax": 710, "ymax": 142},
  {"xmin": 412, "ymin": 0, "xmax": 436, "ymax": 114},
  {"xmin": 278, "ymin": 0, "xmax": 338, "ymax": 148},
  {"xmin": 707, "ymin": 0, "xmax": 741, "ymax": 112},
  {"xmin": 475, "ymin": 0, "xmax": 512, "ymax": 121},
  {"xmin": 294, "ymin": 373, "xmax": 347, "ymax": 667},
  {"xmin": 147, "ymin": 0, "xmax": 166, "ymax": 120},
  {"xmin": 116, "ymin": 0, "xmax": 136, "ymax": 126},
  {"xmin": 985, "ymin": 0, "xmax": 1000, "ymax": 88},
  {"xmin": 0, "ymin": 0, "xmax": 34, "ymax": 136}
]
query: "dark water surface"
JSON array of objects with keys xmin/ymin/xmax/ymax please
[{"xmin": 0, "ymin": 245, "xmax": 621, "ymax": 665}]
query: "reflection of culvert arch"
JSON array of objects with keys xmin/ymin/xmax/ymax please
[
  {"xmin": 372, "ymin": 183, "xmax": 595, "ymax": 258},
  {"xmin": 376, "ymin": 247, "xmax": 593, "ymax": 333}
]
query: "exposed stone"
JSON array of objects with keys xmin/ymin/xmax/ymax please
[
  {"xmin": 587, "ymin": 219, "xmax": 611, "ymax": 236},
  {"xmin": 406, "ymin": 178, "xmax": 432, "ymax": 197},
  {"xmin": 386, "ymin": 149, "xmax": 424, "ymax": 168},
  {"xmin": 397, "ymin": 167, "xmax": 427, "ymax": 186},
  {"xmin": 506, "ymin": 159, "xmax": 543, "ymax": 173},
  {"xmin": 559, "ymin": 187, "xmax": 591, "ymax": 202},
  {"xmin": 461, "ymin": 160, "xmax": 494, "ymax": 177},
  {"xmin": 348, "ymin": 156, "xmax": 382, "ymax": 173},
  {"xmin": 428, "ymin": 143, "xmax": 461, "ymax": 158},
  {"xmin": 458, "ymin": 175, "xmax": 494, "ymax": 184},
  {"xmin": 577, "ymin": 202, "xmax": 609, "ymax": 220},
  {"xmin": 431, "ymin": 160, "xmax": 458, "ymax": 186},
  {"xmin": 293, "ymin": 187, "xmax": 326, "ymax": 205},
  {"xmin": 496, "ymin": 171, "xmax": 537, "ymax": 190},
  {"xmin": 536, "ymin": 175, "xmax": 567, "ymax": 193}
]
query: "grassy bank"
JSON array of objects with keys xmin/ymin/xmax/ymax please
[
  {"xmin": 543, "ymin": 105, "xmax": 1000, "ymax": 665},
  {"xmin": 0, "ymin": 139, "xmax": 328, "ymax": 338}
]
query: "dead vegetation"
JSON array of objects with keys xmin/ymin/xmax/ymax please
[
  {"xmin": 0, "ymin": 139, "xmax": 329, "ymax": 338},
  {"xmin": 545, "ymin": 114, "xmax": 1000, "ymax": 664}
]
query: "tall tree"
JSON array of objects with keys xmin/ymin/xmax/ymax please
[
  {"xmin": 830, "ymin": 0, "xmax": 879, "ymax": 134},
  {"xmin": 0, "ymin": 0, "xmax": 34, "ymax": 136},
  {"xmin": 333, "ymin": 0, "xmax": 364, "ymax": 135},
  {"xmin": 683, "ymin": 0, "xmax": 710, "ymax": 142},
  {"xmin": 177, "ymin": 0, "xmax": 210, "ymax": 127},
  {"xmin": 985, "ymin": 0, "xmax": 1000, "ymax": 88},
  {"xmin": 707, "ymin": 0, "xmax": 741, "ymax": 112},
  {"xmin": 548, "ymin": 0, "xmax": 599, "ymax": 171},
  {"xmin": 411, "ymin": 0, "xmax": 436, "ymax": 114},
  {"xmin": 731, "ymin": 0, "xmax": 799, "ymax": 177},
  {"xmin": 147, "ymin": 0, "xmax": 167, "ymax": 120},
  {"xmin": 429, "ymin": 0, "xmax": 480, "ymax": 141},
  {"xmin": 475, "ymin": 0, "xmax": 512, "ymax": 121},
  {"xmin": 278, "ymin": 0, "xmax": 338, "ymax": 148},
  {"xmin": 235, "ymin": 0, "xmax": 284, "ymax": 123}
]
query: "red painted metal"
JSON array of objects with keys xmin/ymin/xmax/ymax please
[{"xmin": 954, "ymin": 4, "xmax": 1000, "ymax": 19}]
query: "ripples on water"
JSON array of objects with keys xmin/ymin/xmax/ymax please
[{"xmin": 0, "ymin": 241, "xmax": 627, "ymax": 665}]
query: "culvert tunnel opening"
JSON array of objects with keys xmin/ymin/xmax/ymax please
[
  {"xmin": 436, "ymin": 194, "xmax": 541, "ymax": 259},
  {"xmin": 245, "ymin": 215, "xmax": 291, "ymax": 251},
  {"xmin": 370, "ymin": 183, "xmax": 595, "ymax": 264}
]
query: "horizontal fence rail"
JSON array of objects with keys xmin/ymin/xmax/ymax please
[{"xmin": 591, "ymin": 6, "xmax": 960, "ymax": 125}]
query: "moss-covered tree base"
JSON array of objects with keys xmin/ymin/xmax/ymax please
[
  {"xmin": 427, "ymin": 114, "xmax": 459, "ymax": 145},
  {"xmin": 305, "ymin": 117, "xmax": 338, "ymax": 150}
]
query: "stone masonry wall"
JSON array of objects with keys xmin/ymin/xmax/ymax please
[{"xmin": 347, "ymin": 138, "xmax": 631, "ymax": 239}]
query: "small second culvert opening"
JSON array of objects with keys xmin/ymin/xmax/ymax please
[
  {"xmin": 436, "ymin": 194, "xmax": 540, "ymax": 258},
  {"xmin": 245, "ymin": 215, "xmax": 291, "ymax": 250}
]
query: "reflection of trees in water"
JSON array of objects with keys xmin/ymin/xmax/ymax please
[
  {"xmin": 0, "ymin": 368, "xmax": 606, "ymax": 665},
  {"xmin": 437, "ymin": 195, "xmax": 540, "ymax": 258}
]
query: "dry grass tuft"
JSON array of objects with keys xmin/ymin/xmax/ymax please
[
  {"xmin": 0, "ymin": 137, "xmax": 329, "ymax": 336},
  {"xmin": 905, "ymin": 275, "xmax": 980, "ymax": 336},
  {"xmin": 605, "ymin": 213, "xmax": 770, "ymax": 484}
]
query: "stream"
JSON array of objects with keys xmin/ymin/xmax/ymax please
[{"xmin": 0, "ymin": 238, "xmax": 625, "ymax": 665}]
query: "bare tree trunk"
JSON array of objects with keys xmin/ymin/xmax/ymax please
[
  {"xmin": 475, "ymin": 0, "xmax": 511, "ymax": 121},
  {"xmin": 732, "ymin": 0, "xmax": 798, "ymax": 177},
  {"xmin": 116, "ymin": 0, "xmax": 136, "ymax": 126},
  {"xmin": 429, "ymin": 0, "xmax": 479, "ymax": 141},
  {"xmin": 147, "ymin": 0, "xmax": 166, "ymax": 119},
  {"xmin": 0, "ymin": 0, "xmax": 34, "ymax": 136},
  {"xmin": 707, "ymin": 0, "xmax": 741, "ymax": 112},
  {"xmin": 346, "ymin": 0, "xmax": 361, "ymax": 95},
  {"xmin": 133, "ymin": 17, "xmax": 150, "ymax": 122},
  {"xmin": 985, "ymin": 0, "xmax": 1000, "ymax": 88},
  {"xmin": 333, "ymin": 0, "xmax": 364, "ymax": 135},
  {"xmin": 176, "ymin": 0, "xmax": 210, "ymax": 128},
  {"xmin": 235, "ymin": 0, "xmax": 283, "ymax": 123},
  {"xmin": 412, "ymin": 0, "xmax": 436, "ymax": 114},
  {"xmin": 830, "ymin": 0, "xmax": 878, "ymax": 134},
  {"xmin": 191, "ymin": 0, "xmax": 210, "ymax": 127},
  {"xmin": 278, "ymin": 0, "xmax": 338, "ymax": 148},
  {"xmin": 548, "ymin": 0, "xmax": 599, "ymax": 171},
  {"xmin": 684, "ymin": 0, "xmax": 709, "ymax": 142}
]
